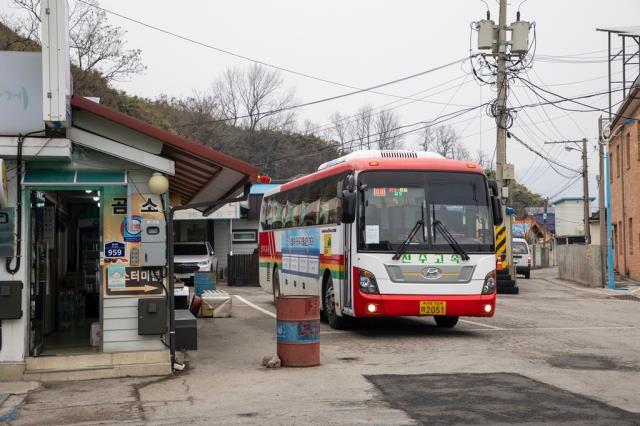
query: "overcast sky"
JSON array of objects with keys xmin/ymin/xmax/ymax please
[{"xmin": 4, "ymin": 0, "xmax": 639, "ymax": 205}]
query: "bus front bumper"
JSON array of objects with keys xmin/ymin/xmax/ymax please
[{"xmin": 353, "ymin": 292, "xmax": 496, "ymax": 318}]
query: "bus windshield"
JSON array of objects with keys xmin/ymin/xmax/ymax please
[{"xmin": 358, "ymin": 171, "xmax": 494, "ymax": 254}]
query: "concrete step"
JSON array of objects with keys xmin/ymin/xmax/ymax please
[
  {"xmin": 23, "ymin": 362, "xmax": 170, "ymax": 382},
  {"xmin": 23, "ymin": 350, "xmax": 171, "ymax": 382}
]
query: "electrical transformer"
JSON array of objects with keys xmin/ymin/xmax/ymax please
[
  {"xmin": 511, "ymin": 21, "xmax": 531, "ymax": 54},
  {"xmin": 477, "ymin": 20, "xmax": 496, "ymax": 50}
]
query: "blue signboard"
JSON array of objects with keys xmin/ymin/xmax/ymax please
[{"xmin": 104, "ymin": 241, "xmax": 125, "ymax": 258}]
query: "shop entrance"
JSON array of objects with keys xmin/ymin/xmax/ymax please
[{"xmin": 29, "ymin": 189, "xmax": 101, "ymax": 356}]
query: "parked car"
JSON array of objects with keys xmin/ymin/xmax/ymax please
[
  {"xmin": 173, "ymin": 242, "xmax": 217, "ymax": 286},
  {"xmin": 512, "ymin": 237, "xmax": 531, "ymax": 279}
]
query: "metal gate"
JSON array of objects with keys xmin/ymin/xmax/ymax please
[{"xmin": 227, "ymin": 253, "xmax": 259, "ymax": 286}]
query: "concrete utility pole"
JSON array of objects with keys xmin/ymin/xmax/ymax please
[
  {"xmin": 598, "ymin": 117, "xmax": 607, "ymax": 286},
  {"xmin": 581, "ymin": 137, "xmax": 591, "ymax": 244},
  {"xmin": 544, "ymin": 138, "xmax": 590, "ymax": 244},
  {"xmin": 495, "ymin": 0, "xmax": 516, "ymax": 280},
  {"xmin": 543, "ymin": 197, "xmax": 549, "ymax": 267}
]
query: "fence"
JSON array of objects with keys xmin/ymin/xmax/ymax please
[
  {"xmin": 227, "ymin": 253, "xmax": 259, "ymax": 286},
  {"xmin": 557, "ymin": 244, "xmax": 602, "ymax": 287}
]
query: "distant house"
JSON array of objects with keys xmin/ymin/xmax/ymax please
[
  {"xmin": 512, "ymin": 215, "xmax": 554, "ymax": 245},
  {"xmin": 553, "ymin": 197, "xmax": 595, "ymax": 245}
]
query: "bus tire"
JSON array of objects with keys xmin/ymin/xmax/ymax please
[
  {"xmin": 324, "ymin": 275, "xmax": 349, "ymax": 330},
  {"xmin": 434, "ymin": 316, "xmax": 459, "ymax": 328},
  {"xmin": 272, "ymin": 265, "xmax": 281, "ymax": 304}
]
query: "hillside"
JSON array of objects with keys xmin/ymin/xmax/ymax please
[{"xmin": 0, "ymin": 22, "xmax": 338, "ymax": 179}]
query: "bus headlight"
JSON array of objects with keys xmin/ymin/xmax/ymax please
[
  {"xmin": 482, "ymin": 270, "xmax": 496, "ymax": 295},
  {"xmin": 359, "ymin": 269, "xmax": 380, "ymax": 294}
]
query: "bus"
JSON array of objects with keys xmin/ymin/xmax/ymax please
[{"xmin": 258, "ymin": 150, "xmax": 503, "ymax": 329}]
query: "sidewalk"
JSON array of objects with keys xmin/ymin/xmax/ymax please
[
  {"xmin": 0, "ymin": 382, "xmax": 39, "ymax": 423},
  {"xmin": 538, "ymin": 267, "xmax": 640, "ymax": 296}
]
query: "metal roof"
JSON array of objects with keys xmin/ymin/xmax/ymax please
[{"xmin": 70, "ymin": 96, "xmax": 257, "ymax": 208}]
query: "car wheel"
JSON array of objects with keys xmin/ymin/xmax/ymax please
[
  {"xmin": 324, "ymin": 275, "xmax": 349, "ymax": 330},
  {"xmin": 524, "ymin": 269, "xmax": 530, "ymax": 279},
  {"xmin": 272, "ymin": 266, "xmax": 281, "ymax": 305},
  {"xmin": 434, "ymin": 316, "xmax": 459, "ymax": 328}
]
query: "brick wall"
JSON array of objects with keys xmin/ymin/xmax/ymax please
[{"xmin": 610, "ymin": 105, "xmax": 640, "ymax": 280}]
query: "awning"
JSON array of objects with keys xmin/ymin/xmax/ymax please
[{"xmin": 70, "ymin": 96, "xmax": 257, "ymax": 208}]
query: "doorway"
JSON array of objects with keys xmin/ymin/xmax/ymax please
[{"xmin": 29, "ymin": 189, "xmax": 102, "ymax": 356}]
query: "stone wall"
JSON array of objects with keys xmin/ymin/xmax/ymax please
[{"xmin": 558, "ymin": 244, "xmax": 602, "ymax": 287}]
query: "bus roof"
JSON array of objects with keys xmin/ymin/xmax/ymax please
[{"xmin": 265, "ymin": 150, "xmax": 485, "ymax": 196}]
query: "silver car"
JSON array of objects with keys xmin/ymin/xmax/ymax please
[{"xmin": 173, "ymin": 242, "xmax": 217, "ymax": 286}]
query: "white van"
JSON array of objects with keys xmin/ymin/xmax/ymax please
[{"xmin": 512, "ymin": 238, "xmax": 531, "ymax": 279}]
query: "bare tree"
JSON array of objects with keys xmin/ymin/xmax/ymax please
[
  {"xmin": 352, "ymin": 105, "xmax": 374, "ymax": 150},
  {"xmin": 328, "ymin": 112, "xmax": 354, "ymax": 153},
  {"xmin": 419, "ymin": 125, "xmax": 470, "ymax": 160},
  {"xmin": 375, "ymin": 109, "xmax": 403, "ymax": 150},
  {"xmin": 11, "ymin": 0, "xmax": 145, "ymax": 81},
  {"xmin": 213, "ymin": 64, "xmax": 296, "ymax": 132},
  {"xmin": 474, "ymin": 148, "xmax": 493, "ymax": 170}
]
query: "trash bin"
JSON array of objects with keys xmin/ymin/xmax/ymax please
[{"xmin": 276, "ymin": 295, "xmax": 320, "ymax": 367}]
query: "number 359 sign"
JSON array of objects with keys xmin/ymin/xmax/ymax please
[{"xmin": 104, "ymin": 241, "xmax": 126, "ymax": 258}]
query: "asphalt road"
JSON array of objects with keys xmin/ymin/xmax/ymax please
[{"xmin": 8, "ymin": 268, "xmax": 640, "ymax": 425}]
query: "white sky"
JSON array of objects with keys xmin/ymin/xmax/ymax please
[{"xmin": 4, "ymin": 0, "xmax": 639, "ymax": 204}]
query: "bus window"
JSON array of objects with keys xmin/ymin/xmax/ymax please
[
  {"xmin": 272, "ymin": 195, "xmax": 285, "ymax": 229},
  {"xmin": 302, "ymin": 183, "xmax": 321, "ymax": 226}
]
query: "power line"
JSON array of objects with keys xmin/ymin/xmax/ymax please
[
  {"xmin": 259, "ymin": 103, "xmax": 488, "ymax": 167},
  {"xmin": 77, "ymin": 0, "xmax": 467, "ymax": 107},
  {"xmin": 175, "ymin": 58, "xmax": 469, "ymax": 128}
]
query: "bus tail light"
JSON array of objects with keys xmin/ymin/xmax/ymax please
[
  {"xmin": 482, "ymin": 270, "xmax": 496, "ymax": 295},
  {"xmin": 358, "ymin": 268, "xmax": 380, "ymax": 294}
]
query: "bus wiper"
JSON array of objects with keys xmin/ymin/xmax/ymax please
[
  {"xmin": 433, "ymin": 220, "xmax": 470, "ymax": 261},
  {"xmin": 392, "ymin": 219, "xmax": 424, "ymax": 260}
]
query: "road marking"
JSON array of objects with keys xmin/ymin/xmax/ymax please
[
  {"xmin": 459, "ymin": 319, "xmax": 503, "ymax": 329},
  {"xmin": 234, "ymin": 295, "xmax": 276, "ymax": 319},
  {"xmin": 461, "ymin": 325, "xmax": 640, "ymax": 332}
]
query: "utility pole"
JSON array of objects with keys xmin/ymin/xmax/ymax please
[
  {"xmin": 582, "ymin": 137, "xmax": 590, "ymax": 244},
  {"xmin": 495, "ymin": 0, "xmax": 517, "ymax": 283},
  {"xmin": 598, "ymin": 117, "xmax": 607, "ymax": 286},
  {"xmin": 543, "ymin": 197, "xmax": 549, "ymax": 267},
  {"xmin": 544, "ymin": 139, "xmax": 590, "ymax": 244}
]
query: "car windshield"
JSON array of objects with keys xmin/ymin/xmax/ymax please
[
  {"xmin": 513, "ymin": 241, "xmax": 528, "ymax": 254},
  {"xmin": 358, "ymin": 171, "xmax": 494, "ymax": 253},
  {"xmin": 174, "ymin": 243, "xmax": 208, "ymax": 255}
]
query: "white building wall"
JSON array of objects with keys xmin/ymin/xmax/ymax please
[{"xmin": 0, "ymin": 161, "xmax": 29, "ymax": 362}]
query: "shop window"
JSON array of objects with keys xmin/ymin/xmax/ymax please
[{"xmin": 232, "ymin": 230, "xmax": 257, "ymax": 243}]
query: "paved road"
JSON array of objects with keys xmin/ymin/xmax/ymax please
[{"xmin": 8, "ymin": 268, "xmax": 640, "ymax": 425}]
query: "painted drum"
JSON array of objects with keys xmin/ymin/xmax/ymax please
[{"xmin": 276, "ymin": 295, "xmax": 320, "ymax": 367}]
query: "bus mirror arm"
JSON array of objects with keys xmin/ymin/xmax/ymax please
[{"xmin": 491, "ymin": 196, "xmax": 503, "ymax": 226}]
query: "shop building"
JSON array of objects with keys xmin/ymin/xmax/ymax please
[{"xmin": 0, "ymin": 94, "xmax": 256, "ymax": 380}]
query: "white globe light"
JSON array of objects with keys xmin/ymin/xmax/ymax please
[{"xmin": 148, "ymin": 173, "xmax": 169, "ymax": 195}]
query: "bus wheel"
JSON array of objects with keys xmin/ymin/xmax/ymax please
[
  {"xmin": 434, "ymin": 316, "xmax": 459, "ymax": 328},
  {"xmin": 272, "ymin": 266, "xmax": 281, "ymax": 305},
  {"xmin": 324, "ymin": 275, "xmax": 348, "ymax": 330}
]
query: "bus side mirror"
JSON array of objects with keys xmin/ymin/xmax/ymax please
[
  {"xmin": 488, "ymin": 180, "xmax": 498, "ymax": 196},
  {"xmin": 491, "ymin": 196, "xmax": 503, "ymax": 226},
  {"xmin": 341, "ymin": 190, "xmax": 356, "ymax": 224}
]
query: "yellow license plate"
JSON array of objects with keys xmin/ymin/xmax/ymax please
[{"xmin": 419, "ymin": 301, "xmax": 446, "ymax": 316}]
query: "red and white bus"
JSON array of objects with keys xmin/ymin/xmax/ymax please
[{"xmin": 258, "ymin": 150, "xmax": 503, "ymax": 329}]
